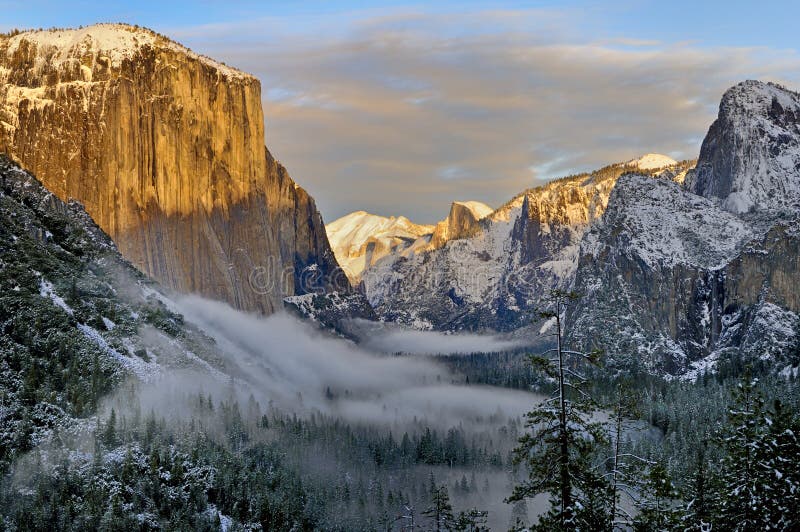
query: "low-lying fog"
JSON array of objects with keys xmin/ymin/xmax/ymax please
[{"xmin": 173, "ymin": 295, "xmax": 543, "ymax": 429}]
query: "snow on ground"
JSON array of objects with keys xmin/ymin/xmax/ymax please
[
  {"xmin": 78, "ymin": 323, "xmax": 161, "ymax": 382},
  {"xmin": 39, "ymin": 278, "xmax": 73, "ymax": 315},
  {"xmin": 679, "ymin": 351, "xmax": 721, "ymax": 382}
]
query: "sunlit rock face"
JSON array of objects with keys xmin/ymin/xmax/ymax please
[
  {"xmin": 0, "ymin": 24, "xmax": 341, "ymax": 313},
  {"xmin": 429, "ymin": 201, "xmax": 493, "ymax": 248}
]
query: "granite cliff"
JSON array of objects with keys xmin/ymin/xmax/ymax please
[
  {"xmin": 0, "ymin": 24, "xmax": 341, "ymax": 313},
  {"xmin": 569, "ymin": 81, "xmax": 800, "ymax": 377}
]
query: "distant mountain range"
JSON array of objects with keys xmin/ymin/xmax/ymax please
[
  {"xmin": 327, "ymin": 153, "xmax": 691, "ymax": 332},
  {"xmin": 324, "ymin": 82, "xmax": 800, "ymax": 378}
]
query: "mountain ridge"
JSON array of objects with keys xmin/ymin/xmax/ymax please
[{"xmin": 357, "ymin": 156, "xmax": 693, "ymax": 332}]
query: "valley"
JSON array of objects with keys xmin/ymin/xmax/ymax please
[{"xmin": 0, "ymin": 18, "xmax": 798, "ymax": 532}]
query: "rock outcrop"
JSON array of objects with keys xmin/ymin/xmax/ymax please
[
  {"xmin": 687, "ymin": 80, "xmax": 800, "ymax": 215},
  {"xmin": 0, "ymin": 24, "xmax": 341, "ymax": 313},
  {"xmin": 429, "ymin": 201, "xmax": 492, "ymax": 248}
]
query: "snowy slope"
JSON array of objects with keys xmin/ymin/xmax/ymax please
[
  {"xmin": 581, "ymin": 174, "xmax": 755, "ymax": 269},
  {"xmin": 0, "ymin": 156, "xmax": 240, "ymax": 458}
]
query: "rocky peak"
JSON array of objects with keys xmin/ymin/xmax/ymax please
[
  {"xmin": 430, "ymin": 200, "xmax": 493, "ymax": 248},
  {"xmin": 0, "ymin": 24, "xmax": 342, "ymax": 314},
  {"xmin": 687, "ymin": 80, "xmax": 800, "ymax": 215}
]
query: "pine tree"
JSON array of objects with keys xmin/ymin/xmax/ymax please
[
  {"xmin": 102, "ymin": 408, "xmax": 117, "ymax": 447},
  {"xmin": 606, "ymin": 381, "xmax": 641, "ymax": 530},
  {"xmin": 757, "ymin": 398, "xmax": 800, "ymax": 530},
  {"xmin": 508, "ymin": 500, "xmax": 528, "ymax": 531},
  {"xmin": 422, "ymin": 484, "xmax": 454, "ymax": 531},
  {"xmin": 507, "ymin": 290, "xmax": 610, "ymax": 530},
  {"xmin": 453, "ymin": 508, "xmax": 489, "ymax": 531},
  {"xmin": 680, "ymin": 443, "xmax": 711, "ymax": 531},
  {"xmin": 631, "ymin": 461, "xmax": 681, "ymax": 531},
  {"xmin": 712, "ymin": 369, "xmax": 770, "ymax": 529}
]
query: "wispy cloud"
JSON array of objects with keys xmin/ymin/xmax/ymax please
[{"xmin": 171, "ymin": 9, "xmax": 800, "ymax": 223}]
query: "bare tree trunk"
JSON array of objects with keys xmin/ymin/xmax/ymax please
[{"xmin": 555, "ymin": 301, "xmax": 571, "ymax": 526}]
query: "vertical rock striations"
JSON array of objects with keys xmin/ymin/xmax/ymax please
[{"xmin": 0, "ymin": 24, "xmax": 340, "ymax": 313}]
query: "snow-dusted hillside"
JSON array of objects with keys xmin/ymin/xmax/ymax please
[
  {"xmin": 326, "ymin": 211, "xmax": 433, "ymax": 282},
  {"xmin": 0, "ymin": 156, "xmax": 236, "ymax": 461},
  {"xmin": 580, "ymin": 174, "xmax": 755, "ymax": 269},
  {"xmin": 570, "ymin": 174, "xmax": 800, "ymax": 376}
]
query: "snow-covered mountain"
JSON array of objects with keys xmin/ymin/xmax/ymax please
[
  {"xmin": 687, "ymin": 80, "xmax": 800, "ymax": 215},
  {"xmin": 569, "ymin": 81, "xmax": 800, "ymax": 377},
  {"xmin": 360, "ymin": 157, "xmax": 692, "ymax": 331},
  {"xmin": 326, "ymin": 200, "xmax": 493, "ymax": 285},
  {"xmin": 347, "ymin": 79, "xmax": 800, "ymax": 379},
  {"xmin": 326, "ymin": 211, "xmax": 433, "ymax": 283}
]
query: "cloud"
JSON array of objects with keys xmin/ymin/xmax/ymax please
[
  {"xmin": 349, "ymin": 319, "xmax": 527, "ymax": 355},
  {"xmin": 171, "ymin": 9, "xmax": 800, "ymax": 224}
]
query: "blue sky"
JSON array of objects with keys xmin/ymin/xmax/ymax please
[
  {"xmin": 4, "ymin": 0, "xmax": 798, "ymax": 50},
  {"xmin": 3, "ymin": 1, "xmax": 800, "ymax": 222}
]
